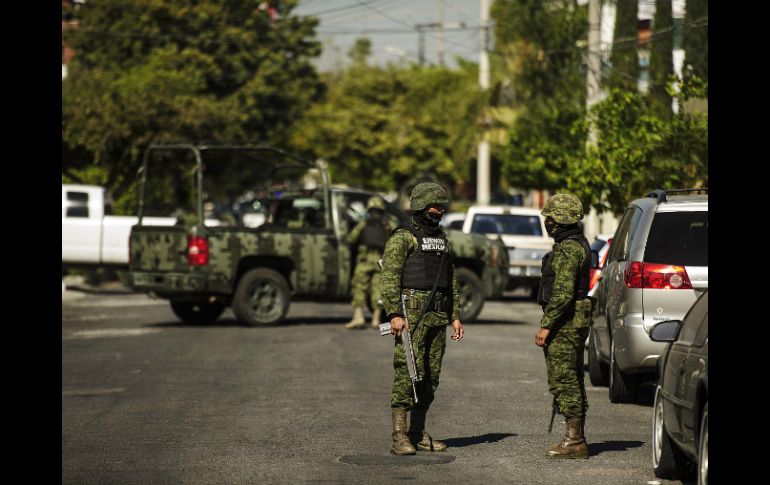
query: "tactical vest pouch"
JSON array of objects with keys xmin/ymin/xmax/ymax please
[{"xmin": 572, "ymin": 297, "xmax": 596, "ymax": 329}]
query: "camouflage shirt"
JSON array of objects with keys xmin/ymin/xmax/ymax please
[
  {"xmin": 539, "ymin": 239, "xmax": 586, "ymax": 329},
  {"xmin": 346, "ymin": 218, "xmax": 394, "ymax": 256},
  {"xmin": 380, "ymin": 219, "xmax": 461, "ymax": 322}
]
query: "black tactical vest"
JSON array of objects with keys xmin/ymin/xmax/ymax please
[
  {"xmin": 397, "ymin": 224, "xmax": 451, "ymax": 290},
  {"xmin": 361, "ymin": 218, "xmax": 388, "ymax": 249},
  {"xmin": 537, "ymin": 234, "xmax": 591, "ymax": 307}
]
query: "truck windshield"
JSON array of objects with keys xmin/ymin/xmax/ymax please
[{"xmin": 471, "ymin": 214, "xmax": 543, "ymax": 236}]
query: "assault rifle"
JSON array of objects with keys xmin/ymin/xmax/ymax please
[{"xmin": 378, "ymin": 294, "xmax": 421, "ymax": 403}]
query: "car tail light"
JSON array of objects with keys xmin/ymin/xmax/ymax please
[
  {"xmin": 624, "ymin": 261, "xmax": 692, "ymax": 289},
  {"xmin": 187, "ymin": 235, "xmax": 209, "ymax": 266}
]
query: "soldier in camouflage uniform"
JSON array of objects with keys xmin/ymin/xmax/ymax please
[
  {"xmin": 535, "ymin": 193, "xmax": 594, "ymax": 459},
  {"xmin": 380, "ymin": 182, "xmax": 464, "ymax": 456},
  {"xmin": 345, "ymin": 196, "xmax": 393, "ymax": 329}
]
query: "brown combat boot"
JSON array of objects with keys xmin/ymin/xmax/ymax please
[
  {"xmin": 345, "ymin": 307, "xmax": 365, "ymax": 329},
  {"xmin": 370, "ymin": 308, "xmax": 382, "ymax": 329},
  {"xmin": 545, "ymin": 417, "xmax": 588, "ymax": 459},
  {"xmin": 408, "ymin": 407, "xmax": 448, "ymax": 452},
  {"xmin": 391, "ymin": 408, "xmax": 417, "ymax": 455}
]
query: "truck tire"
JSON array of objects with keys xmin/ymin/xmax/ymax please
[
  {"xmin": 170, "ymin": 300, "xmax": 225, "ymax": 325},
  {"xmin": 609, "ymin": 338, "xmax": 638, "ymax": 403},
  {"xmin": 652, "ymin": 386, "xmax": 692, "ymax": 480},
  {"xmin": 232, "ymin": 268, "xmax": 290, "ymax": 326},
  {"xmin": 455, "ymin": 267, "xmax": 484, "ymax": 322},
  {"xmin": 588, "ymin": 327, "xmax": 609, "ymax": 387}
]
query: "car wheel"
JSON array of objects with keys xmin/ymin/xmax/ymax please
[
  {"xmin": 608, "ymin": 338, "xmax": 638, "ymax": 403},
  {"xmin": 698, "ymin": 402, "xmax": 708, "ymax": 485},
  {"xmin": 588, "ymin": 327, "xmax": 609, "ymax": 386},
  {"xmin": 652, "ymin": 386, "xmax": 692, "ymax": 479},
  {"xmin": 455, "ymin": 267, "xmax": 484, "ymax": 322},
  {"xmin": 170, "ymin": 300, "xmax": 225, "ymax": 325},
  {"xmin": 232, "ymin": 268, "xmax": 290, "ymax": 325}
]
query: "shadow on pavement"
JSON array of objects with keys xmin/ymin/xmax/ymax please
[
  {"xmin": 588, "ymin": 440, "xmax": 644, "ymax": 456},
  {"xmin": 442, "ymin": 432, "xmax": 517, "ymax": 448}
]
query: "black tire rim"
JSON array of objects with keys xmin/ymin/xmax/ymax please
[
  {"xmin": 246, "ymin": 279, "xmax": 283, "ymax": 322},
  {"xmin": 653, "ymin": 387, "xmax": 664, "ymax": 467}
]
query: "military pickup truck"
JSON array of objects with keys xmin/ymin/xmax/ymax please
[{"xmin": 127, "ymin": 145, "xmax": 508, "ymax": 325}]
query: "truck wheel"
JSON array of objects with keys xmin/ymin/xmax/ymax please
[
  {"xmin": 170, "ymin": 301, "xmax": 225, "ymax": 325},
  {"xmin": 232, "ymin": 268, "xmax": 290, "ymax": 325},
  {"xmin": 455, "ymin": 267, "xmax": 484, "ymax": 322},
  {"xmin": 588, "ymin": 327, "xmax": 609, "ymax": 386},
  {"xmin": 609, "ymin": 339, "xmax": 638, "ymax": 403}
]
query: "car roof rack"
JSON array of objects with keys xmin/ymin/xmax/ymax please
[{"xmin": 646, "ymin": 187, "xmax": 708, "ymax": 203}]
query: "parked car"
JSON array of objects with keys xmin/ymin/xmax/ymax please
[
  {"xmin": 588, "ymin": 188, "xmax": 708, "ymax": 403},
  {"xmin": 440, "ymin": 212, "xmax": 466, "ymax": 231},
  {"xmin": 588, "ymin": 234, "xmax": 613, "ymax": 295},
  {"xmin": 62, "ymin": 184, "xmax": 177, "ymax": 267},
  {"xmin": 461, "ymin": 205, "xmax": 551, "ymax": 297},
  {"xmin": 650, "ymin": 289, "xmax": 708, "ymax": 484}
]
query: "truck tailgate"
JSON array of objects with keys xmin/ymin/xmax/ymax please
[{"xmin": 129, "ymin": 226, "xmax": 189, "ymax": 272}]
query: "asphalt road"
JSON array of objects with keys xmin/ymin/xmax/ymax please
[{"xmin": 62, "ymin": 290, "xmax": 686, "ymax": 485}]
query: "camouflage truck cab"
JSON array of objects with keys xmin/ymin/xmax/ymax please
[{"xmin": 128, "ymin": 145, "xmax": 507, "ymax": 325}]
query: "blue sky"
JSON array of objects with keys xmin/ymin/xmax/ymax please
[{"xmin": 292, "ymin": 0, "xmax": 483, "ymax": 71}]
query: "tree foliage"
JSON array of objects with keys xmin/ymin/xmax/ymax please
[
  {"xmin": 62, "ymin": 0, "xmax": 322, "ymax": 213},
  {"xmin": 288, "ymin": 61, "xmax": 486, "ymax": 192},
  {"xmin": 492, "ymin": 0, "xmax": 588, "ymax": 192},
  {"xmin": 566, "ymin": 76, "xmax": 708, "ymax": 214}
]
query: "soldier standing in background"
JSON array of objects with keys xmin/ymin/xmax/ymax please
[
  {"xmin": 535, "ymin": 193, "xmax": 594, "ymax": 459},
  {"xmin": 380, "ymin": 182, "xmax": 464, "ymax": 455},
  {"xmin": 345, "ymin": 196, "xmax": 393, "ymax": 329}
]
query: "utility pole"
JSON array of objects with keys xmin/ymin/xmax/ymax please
[
  {"xmin": 415, "ymin": 22, "xmax": 440, "ymax": 66},
  {"xmin": 476, "ymin": 0, "xmax": 491, "ymax": 206},
  {"xmin": 671, "ymin": 0, "xmax": 686, "ymax": 114},
  {"xmin": 585, "ymin": 0, "xmax": 601, "ymax": 149},
  {"xmin": 438, "ymin": 0, "xmax": 446, "ymax": 66}
]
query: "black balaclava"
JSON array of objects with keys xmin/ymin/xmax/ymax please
[
  {"xmin": 551, "ymin": 222, "xmax": 582, "ymax": 243},
  {"xmin": 368, "ymin": 208, "xmax": 383, "ymax": 220},
  {"xmin": 413, "ymin": 210, "xmax": 442, "ymax": 234}
]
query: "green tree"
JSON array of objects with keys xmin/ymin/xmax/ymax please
[
  {"xmin": 649, "ymin": 0, "xmax": 673, "ymax": 116},
  {"xmin": 684, "ymin": 0, "xmax": 708, "ymax": 87},
  {"xmin": 289, "ymin": 62, "xmax": 485, "ymax": 192},
  {"xmin": 62, "ymin": 0, "xmax": 322, "ymax": 213},
  {"xmin": 492, "ymin": 0, "xmax": 588, "ymax": 192},
  {"xmin": 566, "ymin": 77, "xmax": 708, "ymax": 214},
  {"xmin": 607, "ymin": 0, "xmax": 639, "ymax": 91},
  {"xmin": 348, "ymin": 37, "xmax": 372, "ymax": 66}
]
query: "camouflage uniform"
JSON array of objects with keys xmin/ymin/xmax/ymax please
[
  {"xmin": 347, "ymin": 217, "xmax": 393, "ymax": 311},
  {"xmin": 538, "ymin": 193, "xmax": 592, "ymax": 459},
  {"xmin": 381, "ymin": 182, "xmax": 461, "ymax": 455},
  {"xmin": 345, "ymin": 197, "xmax": 392, "ymax": 329}
]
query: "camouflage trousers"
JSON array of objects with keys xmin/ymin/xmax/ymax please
[
  {"xmin": 544, "ymin": 324, "xmax": 589, "ymax": 419},
  {"xmin": 391, "ymin": 308, "xmax": 448, "ymax": 410},
  {"xmin": 351, "ymin": 259, "xmax": 381, "ymax": 309}
]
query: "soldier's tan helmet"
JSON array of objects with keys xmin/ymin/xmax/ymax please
[
  {"xmin": 410, "ymin": 182, "xmax": 449, "ymax": 211},
  {"xmin": 541, "ymin": 193, "xmax": 584, "ymax": 225},
  {"xmin": 366, "ymin": 196, "xmax": 386, "ymax": 211}
]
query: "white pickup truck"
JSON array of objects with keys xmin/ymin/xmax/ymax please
[
  {"xmin": 62, "ymin": 184, "xmax": 177, "ymax": 267},
  {"xmin": 461, "ymin": 205, "xmax": 553, "ymax": 297}
]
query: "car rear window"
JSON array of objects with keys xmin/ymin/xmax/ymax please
[
  {"xmin": 644, "ymin": 211, "xmax": 708, "ymax": 266},
  {"xmin": 471, "ymin": 214, "xmax": 543, "ymax": 236}
]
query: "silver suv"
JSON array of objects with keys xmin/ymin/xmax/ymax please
[{"xmin": 588, "ymin": 189, "xmax": 708, "ymax": 403}]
